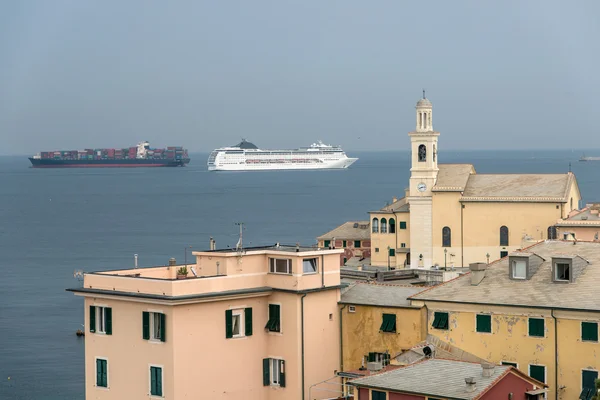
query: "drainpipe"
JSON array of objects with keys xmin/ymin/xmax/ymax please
[
  {"xmin": 301, "ymin": 293, "xmax": 307, "ymax": 400},
  {"xmin": 551, "ymin": 309, "xmax": 558, "ymax": 400},
  {"xmin": 460, "ymin": 201, "xmax": 464, "ymax": 268},
  {"xmin": 340, "ymin": 305, "xmax": 346, "ymax": 372}
]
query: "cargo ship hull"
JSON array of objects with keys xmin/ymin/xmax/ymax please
[{"xmin": 29, "ymin": 158, "xmax": 189, "ymax": 168}]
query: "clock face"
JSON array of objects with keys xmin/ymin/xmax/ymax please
[{"xmin": 417, "ymin": 183, "xmax": 427, "ymax": 192}]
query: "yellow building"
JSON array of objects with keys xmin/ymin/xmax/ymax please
[
  {"xmin": 68, "ymin": 244, "xmax": 343, "ymax": 400},
  {"xmin": 368, "ymin": 94, "xmax": 581, "ymax": 269},
  {"xmin": 339, "ymin": 282, "xmax": 426, "ymax": 371},
  {"xmin": 410, "ymin": 240, "xmax": 600, "ymax": 400}
]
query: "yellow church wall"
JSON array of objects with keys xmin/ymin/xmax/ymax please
[
  {"xmin": 370, "ymin": 213, "xmax": 410, "ymax": 268},
  {"xmin": 432, "ymin": 192, "xmax": 463, "ymax": 268},
  {"xmin": 341, "ymin": 304, "xmax": 425, "ymax": 371},
  {"xmin": 564, "ymin": 177, "xmax": 582, "ymax": 218}
]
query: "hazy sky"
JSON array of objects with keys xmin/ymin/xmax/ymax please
[{"xmin": 1, "ymin": 1, "xmax": 599, "ymax": 155}]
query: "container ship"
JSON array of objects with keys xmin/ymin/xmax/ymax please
[
  {"xmin": 207, "ymin": 139, "xmax": 358, "ymax": 171},
  {"xmin": 29, "ymin": 141, "xmax": 190, "ymax": 168}
]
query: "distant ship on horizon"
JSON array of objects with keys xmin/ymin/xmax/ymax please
[
  {"xmin": 207, "ymin": 139, "xmax": 358, "ymax": 171},
  {"xmin": 579, "ymin": 153, "xmax": 600, "ymax": 162}
]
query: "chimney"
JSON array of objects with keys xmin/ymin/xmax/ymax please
[
  {"xmin": 469, "ymin": 262, "xmax": 487, "ymax": 286},
  {"xmin": 481, "ymin": 363, "xmax": 495, "ymax": 377},
  {"xmin": 465, "ymin": 377, "xmax": 476, "ymax": 392},
  {"xmin": 404, "ymin": 188, "xmax": 410, "ymax": 198},
  {"xmin": 296, "ymin": 242, "xmax": 300, "ymax": 252},
  {"xmin": 332, "ymin": 237, "xmax": 336, "ymax": 249},
  {"xmin": 367, "ymin": 361, "xmax": 383, "ymax": 373},
  {"xmin": 392, "ymin": 196, "xmax": 397, "ymax": 203},
  {"xmin": 209, "ymin": 237, "xmax": 216, "ymax": 251},
  {"xmin": 169, "ymin": 257, "xmax": 176, "ymax": 266}
]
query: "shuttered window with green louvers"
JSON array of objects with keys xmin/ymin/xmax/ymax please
[
  {"xmin": 89, "ymin": 306, "xmax": 112, "ymax": 335},
  {"xmin": 379, "ymin": 314, "xmax": 396, "ymax": 333},
  {"xmin": 244, "ymin": 308, "xmax": 253, "ymax": 336},
  {"xmin": 90, "ymin": 306, "xmax": 96, "ymax": 333},
  {"xmin": 432, "ymin": 312, "xmax": 449, "ymax": 330},
  {"xmin": 529, "ymin": 364, "xmax": 545, "ymax": 383},
  {"xmin": 476, "ymin": 314, "xmax": 491, "ymax": 333},
  {"xmin": 142, "ymin": 311, "xmax": 165, "ymax": 341},
  {"xmin": 582, "ymin": 322, "xmax": 598, "ymax": 342},
  {"xmin": 150, "ymin": 366, "xmax": 162, "ymax": 396},
  {"xmin": 528, "ymin": 318, "xmax": 545, "ymax": 337},
  {"xmin": 266, "ymin": 304, "xmax": 281, "ymax": 332},
  {"xmin": 96, "ymin": 359, "xmax": 107, "ymax": 388}
]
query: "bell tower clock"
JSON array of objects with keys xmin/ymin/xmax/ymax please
[{"xmin": 408, "ymin": 91, "xmax": 439, "ymax": 269}]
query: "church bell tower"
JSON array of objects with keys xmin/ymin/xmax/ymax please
[{"xmin": 408, "ymin": 91, "xmax": 439, "ymax": 268}]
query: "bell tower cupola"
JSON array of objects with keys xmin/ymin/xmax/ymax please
[{"xmin": 416, "ymin": 90, "xmax": 433, "ymax": 133}]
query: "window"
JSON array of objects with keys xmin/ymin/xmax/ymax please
[
  {"xmin": 547, "ymin": 226, "xmax": 557, "ymax": 240},
  {"xmin": 372, "ymin": 390, "xmax": 387, "ymax": 400},
  {"xmin": 399, "ymin": 221, "xmax": 407, "ymax": 229},
  {"xmin": 582, "ymin": 370, "xmax": 598, "ymax": 399},
  {"xmin": 263, "ymin": 358, "xmax": 286, "ymax": 387},
  {"xmin": 226, "ymin": 308, "xmax": 252, "ymax": 338},
  {"xmin": 96, "ymin": 358, "xmax": 108, "ymax": 388},
  {"xmin": 375, "ymin": 248, "xmax": 379, "ymax": 253},
  {"xmin": 401, "ymin": 243, "xmax": 406, "ymax": 248},
  {"xmin": 388, "ymin": 248, "xmax": 395, "ymax": 257},
  {"xmin": 354, "ymin": 240, "xmax": 361, "ymax": 248},
  {"xmin": 442, "ymin": 226, "xmax": 451, "ymax": 247},
  {"xmin": 389, "ymin": 218, "xmax": 396, "ymax": 233},
  {"xmin": 303, "ymin": 258, "xmax": 317, "ymax": 274},
  {"xmin": 528, "ymin": 318, "xmax": 545, "ymax": 337},
  {"xmin": 432, "ymin": 312, "xmax": 449, "ymax": 330},
  {"xmin": 324, "ymin": 240, "xmax": 330, "ymax": 248},
  {"xmin": 500, "ymin": 251, "xmax": 509, "ymax": 258},
  {"xmin": 372, "ymin": 218, "xmax": 379, "ymax": 233},
  {"xmin": 500, "ymin": 226, "xmax": 509, "ymax": 246},
  {"xmin": 269, "ymin": 258, "xmax": 292, "ymax": 274},
  {"xmin": 90, "ymin": 306, "xmax": 112, "ymax": 335},
  {"xmin": 142, "ymin": 312, "xmax": 165, "ymax": 342},
  {"xmin": 529, "ymin": 364, "xmax": 545, "ymax": 383},
  {"xmin": 265, "ymin": 304, "xmax": 281, "ymax": 332},
  {"xmin": 418, "ymin": 144, "xmax": 426, "ymax": 162},
  {"xmin": 348, "ymin": 306, "xmax": 356, "ymax": 313},
  {"xmin": 380, "ymin": 314, "xmax": 396, "ymax": 333},
  {"xmin": 501, "ymin": 361, "xmax": 518, "ymax": 368},
  {"xmin": 150, "ymin": 366, "xmax": 163, "ymax": 396},
  {"xmin": 381, "ymin": 218, "xmax": 387, "ymax": 233},
  {"xmin": 368, "ymin": 352, "xmax": 391, "ymax": 366},
  {"xmin": 511, "ymin": 260, "xmax": 526, "ymax": 279},
  {"xmin": 554, "ymin": 262, "xmax": 570, "ymax": 281},
  {"xmin": 343, "ymin": 240, "xmax": 347, "ymax": 247},
  {"xmin": 582, "ymin": 322, "xmax": 598, "ymax": 342},
  {"xmin": 343, "ymin": 257, "xmax": 347, "ymax": 265},
  {"xmin": 476, "ymin": 314, "xmax": 492, "ymax": 333}
]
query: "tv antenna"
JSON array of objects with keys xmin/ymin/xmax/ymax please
[
  {"xmin": 234, "ymin": 222, "xmax": 245, "ymax": 252},
  {"xmin": 73, "ymin": 270, "xmax": 84, "ymax": 282}
]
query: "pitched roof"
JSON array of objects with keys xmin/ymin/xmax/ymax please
[
  {"xmin": 317, "ymin": 221, "xmax": 370, "ymax": 240},
  {"xmin": 370, "ymin": 197, "xmax": 410, "ymax": 214},
  {"xmin": 350, "ymin": 359, "xmax": 519, "ymax": 399},
  {"xmin": 394, "ymin": 334, "xmax": 488, "ymax": 365},
  {"xmin": 461, "ymin": 173, "xmax": 574, "ymax": 202},
  {"xmin": 411, "ymin": 241, "xmax": 600, "ymax": 311},
  {"xmin": 556, "ymin": 204, "xmax": 600, "ymax": 226},
  {"xmin": 433, "ymin": 164, "xmax": 475, "ymax": 192},
  {"xmin": 340, "ymin": 282, "xmax": 424, "ymax": 307}
]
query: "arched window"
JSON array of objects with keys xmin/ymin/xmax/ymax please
[
  {"xmin": 433, "ymin": 144, "xmax": 436, "ymax": 162},
  {"xmin": 389, "ymin": 218, "xmax": 396, "ymax": 234},
  {"xmin": 500, "ymin": 226, "xmax": 509, "ymax": 246},
  {"xmin": 442, "ymin": 227, "xmax": 451, "ymax": 247},
  {"xmin": 547, "ymin": 226, "xmax": 557, "ymax": 240},
  {"xmin": 372, "ymin": 218, "xmax": 379, "ymax": 233},
  {"xmin": 418, "ymin": 144, "xmax": 426, "ymax": 162},
  {"xmin": 381, "ymin": 218, "xmax": 388, "ymax": 234}
]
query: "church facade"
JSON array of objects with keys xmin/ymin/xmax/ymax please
[{"xmin": 367, "ymin": 95, "xmax": 581, "ymax": 269}]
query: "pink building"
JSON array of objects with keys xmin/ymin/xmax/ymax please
[
  {"xmin": 68, "ymin": 244, "xmax": 343, "ymax": 399},
  {"xmin": 554, "ymin": 203, "xmax": 600, "ymax": 241},
  {"xmin": 317, "ymin": 221, "xmax": 372, "ymax": 266}
]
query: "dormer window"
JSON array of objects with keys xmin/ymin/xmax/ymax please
[
  {"xmin": 554, "ymin": 262, "xmax": 570, "ymax": 281},
  {"xmin": 511, "ymin": 260, "xmax": 526, "ymax": 279}
]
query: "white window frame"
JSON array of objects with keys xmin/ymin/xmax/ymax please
[
  {"xmin": 581, "ymin": 321, "xmax": 599, "ymax": 343},
  {"xmin": 528, "ymin": 317, "xmax": 545, "ymax": 338},
  {"xmin": 231, "ymin": 308, "xmax": 245, "ymax": 338},
  {"xmin": 528, "ymin": 363, "xmax": 546, "ymax": 384},
  {"xmin": 269, "ymin": 258, "xmax": 292, "ymax": 275},
  {"xmin": 511, "ymin": 260, "xmax": 526, "ymax": 279},
  {"xmin": 269, "ymin": 358, "xmax": 284, "ymax": 386},
  {"xmin": 149, "ymin": 364, "xmax": 164, "ymax": 398},
  {"xmin": 302, "ymin": 258, "xmax": 318, "ymax": 275},
  {"xmin": 148, "ymin": 311, "xmax": 164, "ymax": 342},
  {"xmin": 474, "ymin": 313, "xmax": 493, "ymax": 334},
  {"xmin": 349, "ymin": 305, "xmax": 356, "ymax": 313},
  {"xmin": 95, "ymin": 356, "xmax": 109, "ymax": 389},
  {"xmin": 96, "ymin": 306, "xmax": 108, "ymax": 334},
  {"xmin": 554, "ymin": 262, "xmax": 571, "ymax": 282}
]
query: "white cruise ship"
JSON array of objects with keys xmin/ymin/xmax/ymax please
[{"xmin": 207, "ymin": 140, "xmax": 358, "ymax": 171}]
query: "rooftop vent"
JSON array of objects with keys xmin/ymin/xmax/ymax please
[
  {"xmin": 465, "ymin": 377, "xmax": 476, "ymax": 392},
  {"xmin": 367, "ymin": 361, "xmax": 383, "ymax": 372},
  {"xmin": 423, "ymin": 345, "xmax": 433, "ymax": 358},
  {"xmin": 469, "ymin": 262, "xmax": 487, "ymax": 286},
  {"xmin": 353, "ymin": 223, "xmax": 359, "ymax": 228},
  {"xmin": 481, "ymin": 363, "xmax": 495, "ymax": 377},
  {"xmin": 168, "ymin": 258, "xmax": 176, "ymax": 266}
]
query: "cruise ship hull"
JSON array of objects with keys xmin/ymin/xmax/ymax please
[{"xmin": 208, "ymin": 157, "xmax": 358, "ymax": 171}]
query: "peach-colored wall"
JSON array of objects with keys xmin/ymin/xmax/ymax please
[{"xmin": 556, "ymin": 225, "xmax": 600, "ymax": 242}]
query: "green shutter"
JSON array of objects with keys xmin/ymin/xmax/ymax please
[
  {"xmin": 96, "ymin": 359, "xmax": 102, "ymax": 386},
  {"xmin": 343, "ymin": 240, "xmax": 347, "ymax": 247},
  {"xmin": 89, "ymin": 306, "xmax": 96, "ymax": 333},
  {"xmin": 400, "ymin": 221, "xmax": 407, "ymax": 229},
  {"xmin": 582, "ymin": 322, "xmax": 598, "ymax": 342},
  {"xmin": 266, "ymin": 304, "xmax": 281, "ymax": 332},
  {"xmin": 101, "ymin": 360, "xmax": 107, "ymax": 387},
  {"xmin": 529, "ymin": 365, "xmax": 545, "ymax": 383},
  {"xmin": 324, "ymin": 240, "xmax": 330, "ymax": 248},
  {"xmin": 433, "ymin": 312, "xmax": 449, "ymax": 330},
  {"xmin": 389, "ymin": 248, "xmax": 395, "ymax": 256},
  {"xmin": 476, "ymin": 314, "xmax": 491, "ymax": 333},
  {"xmin": 528, "ymin": 318, "xmax": 544, "ymax": 337},
  {"xmin": 142, "ymin": 311, "xmax": 150, "ymax": 340},
  {"xmin": 372, "ymin": 390, "xmax": 387, "ymax": 400},
  {"xmin": 226, "ymin": 309, "xmax": 233, "ymax": 338},
  {"xmin": 156, "ymin": 367, "xmax": 162, "ymax": 396},
  {"xmin": 279, "ymin": 360, "xmax": 286, "ymax": 387},
  {"xmin": 263, "ymin": 358, "xmax": 270, "ymax": 386},
  {"xmin": 354, "ymin": 240, "xmax": 361, "ymax": 248},
  {"xmin": 583, "ymin": 370, "xmax": 598, "ymax": 390},
  {"xmin": 380, "ymin": 314, "xmax": 396, "ymax": 333},
  {"xmin": 160, "ymin": 313, "xmax": 166, "ymax": 342},
  {"xmin": 150, "ymin": 367, "xmax": 156, "ymax": 395},
  {"xmin": 368, "ymin": 352, "xmax": 375, "ymax": 362},
  {"xmin": 105, "ymin": 308, "xmax": 112, "ymax": 335},
  {"xmin": 245, "ymin": 308, "xmax": 253, "ymax": 336}
]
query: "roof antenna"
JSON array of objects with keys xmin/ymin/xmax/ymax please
[
  {"xmin": 569, "ymin": 162, "xmax": 572, "ymax": 173},
  {"xmin": 423, "ymin": 89, "xmax": 426, "ymax": 99},
  {"xmin": 234, "ymin": 222, "xmax": 244, "ymax": 251}
]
